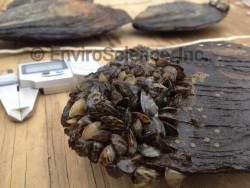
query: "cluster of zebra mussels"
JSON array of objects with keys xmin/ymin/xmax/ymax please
[{"xmin": 61, "ymin": 46, "xmax": 191, "ymax": 188}]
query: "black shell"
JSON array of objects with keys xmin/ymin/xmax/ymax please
[
  {"xmin": 133, "ymin": 1, "xmax": 229, "ymax": 32},
  {"xmin": 7, "ymin": 0, "xmax": 94, "ymax": 9},
  {"xmin": 0, "ymin": 0, "xmax": 131, "ymax": 41}
]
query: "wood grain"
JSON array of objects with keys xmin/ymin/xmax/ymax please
[
  {"xmin": 147, "ymin": 42, "xmax": 250, "ymax": 173},
  {"xmin": 0, "ymin": 0, "xmax": 250, "ymax": 188}
]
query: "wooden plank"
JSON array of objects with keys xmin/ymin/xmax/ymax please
[
  {"xmin": 45, "ymin": 92, "xmax": 99, "ymax": 188},
  {"xmin": 45, "ymin": 94, "xmax": 71, "ymax": 188},
  {"xmin": 0, "ymin": 118, "xmax": 16, "ymax": 188},
  {"xmin": 9, "ymin": 54, "xmax": 28, "ymax": 188},
  {"xmin": 0, "ymin": 54, "xmax": 19, "ymax": 188},
  {"xmin": 148, "ymin": 42, "xmax": 250, "ymax": 173},
  {"xmin": 24, "ymin": 93, "xmax": 50, "ymax": 188},
  {"xmin": 0, "ymin": 54, "xmax": 51, "ymax": 188}
]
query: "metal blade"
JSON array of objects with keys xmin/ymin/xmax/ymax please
[{"xmin": 0, "ymin": 84, "xmax": 39, "ymax": 122}]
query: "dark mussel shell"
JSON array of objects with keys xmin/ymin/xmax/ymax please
[
  {"xmin": 111, "ymin": 134, "xmax": 128, "ymax": 156},
  {"xmin": 101, "ymin": 116, "xmax": 126, "ymax": 131},
  {"xmin": 163, "ymin": 122, "xmax": 179, "ymax": 137},
  {"xmin": 106, "ymin": 165, "xmax": 125, "ymax": 178},
  {"xmin": 127, "ymin": 129, "xmax": 138, "ymax": 156},
  {"xmin": 132, "ymin": 112, "xmax": 150, "ymax": 124},
  {"xmin": 133, "ymin": 0, "xmax": 229, "ymax": 32},
  {"xmin": 0, "ymin": 0, "xmax": 131, "ymax": 41},
  {"xmin": 7, "ymin": 0, "xmax": 94, "ymax": 9},
  {"xmin": 158, "ymin": 113, "xmax": 179, "ymax": 126}
]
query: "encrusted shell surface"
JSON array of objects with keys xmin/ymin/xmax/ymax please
[{"xmin": 61, "ymin": 45, "xmax": 191, "ymax": 188}]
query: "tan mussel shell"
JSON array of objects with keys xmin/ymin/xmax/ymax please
[
  {"xmin": 133, "ymin": 166, "xmax": 160, "ymax": 188},
  {"xmin": 165, "ymin": 168, "xmax": 185, "ymax": 188},
  {"xmin": 69, "ymin": 99, "xmax": 87, "ymax": 118},
  {"xmin": 98, "ymin": 145, "xmax": 116, "ymax": 166},
  {"xmin": 80, "ymin": 121, "xmax": 111, "ymax": 142}
]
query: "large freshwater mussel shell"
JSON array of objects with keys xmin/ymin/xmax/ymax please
[
  {"xmin": 0, "ymin": 0, "xmax": 131, "ymax": 41},
  {"xmin": 133, "ymin": 0, "xmax": 230, "ymax": 32},
  {"xmin": 7, "ymin": 0, "xmax": 94, "ymax": 9}
]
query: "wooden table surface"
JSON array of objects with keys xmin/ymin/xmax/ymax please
[{"xmin": 0, "ymin": 0, "xmax": 250, "ymax": 188}]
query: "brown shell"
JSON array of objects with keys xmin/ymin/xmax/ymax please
[
  {"xmin": 106, "ymin": 165, "xmax": 125, "ymax": 178},
  {"xmin": 133, "ymin": 1, "xmax": 229, "ymax": 32},
  {"xmin": 111, "ymin": 134, "xmax": 128, "ymax": 156},
  {"xmin": 0, "ymin": 0, "xmax": 131, "ymax": 41}
]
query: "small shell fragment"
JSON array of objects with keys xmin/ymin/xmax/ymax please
[
  {"xmin": 215, "ymin": 93, "xmax": 221, "ymax": 97},
  {"xmin": 175, "ymin": 139, "xmax": 181, "ymax": 144},
  {"xmin": 214, "ymin": 143, "xmax": 220, "ymax": 148},
  {"xmin": 202, "ymin": 115, "xmax": 208, "ymax": 119},
  {"xmin": 199, "ymin": 123, "xmax": 205, "ymax": 128},
  {"xmin": 195, "ymin": 107, "xmax": 203, "ymax": 112},
  {"xmin": 190, "ymin": 143, "xmax": 196, "ymax": 148},
  {"xmin": 165, "ymin": 169, "xmax": 185, "ymax": 188},
  {"xmin": 215, "ymin": 129, "xmax": 220, "ymax": 134},
  {"xmin": 204, "ymin": 137, "xmax": 210, "ymax": 143}
]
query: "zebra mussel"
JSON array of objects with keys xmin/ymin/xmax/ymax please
[{"xmin": 61, "ymin": 46, "xmax": 191, "ymax": 187}]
